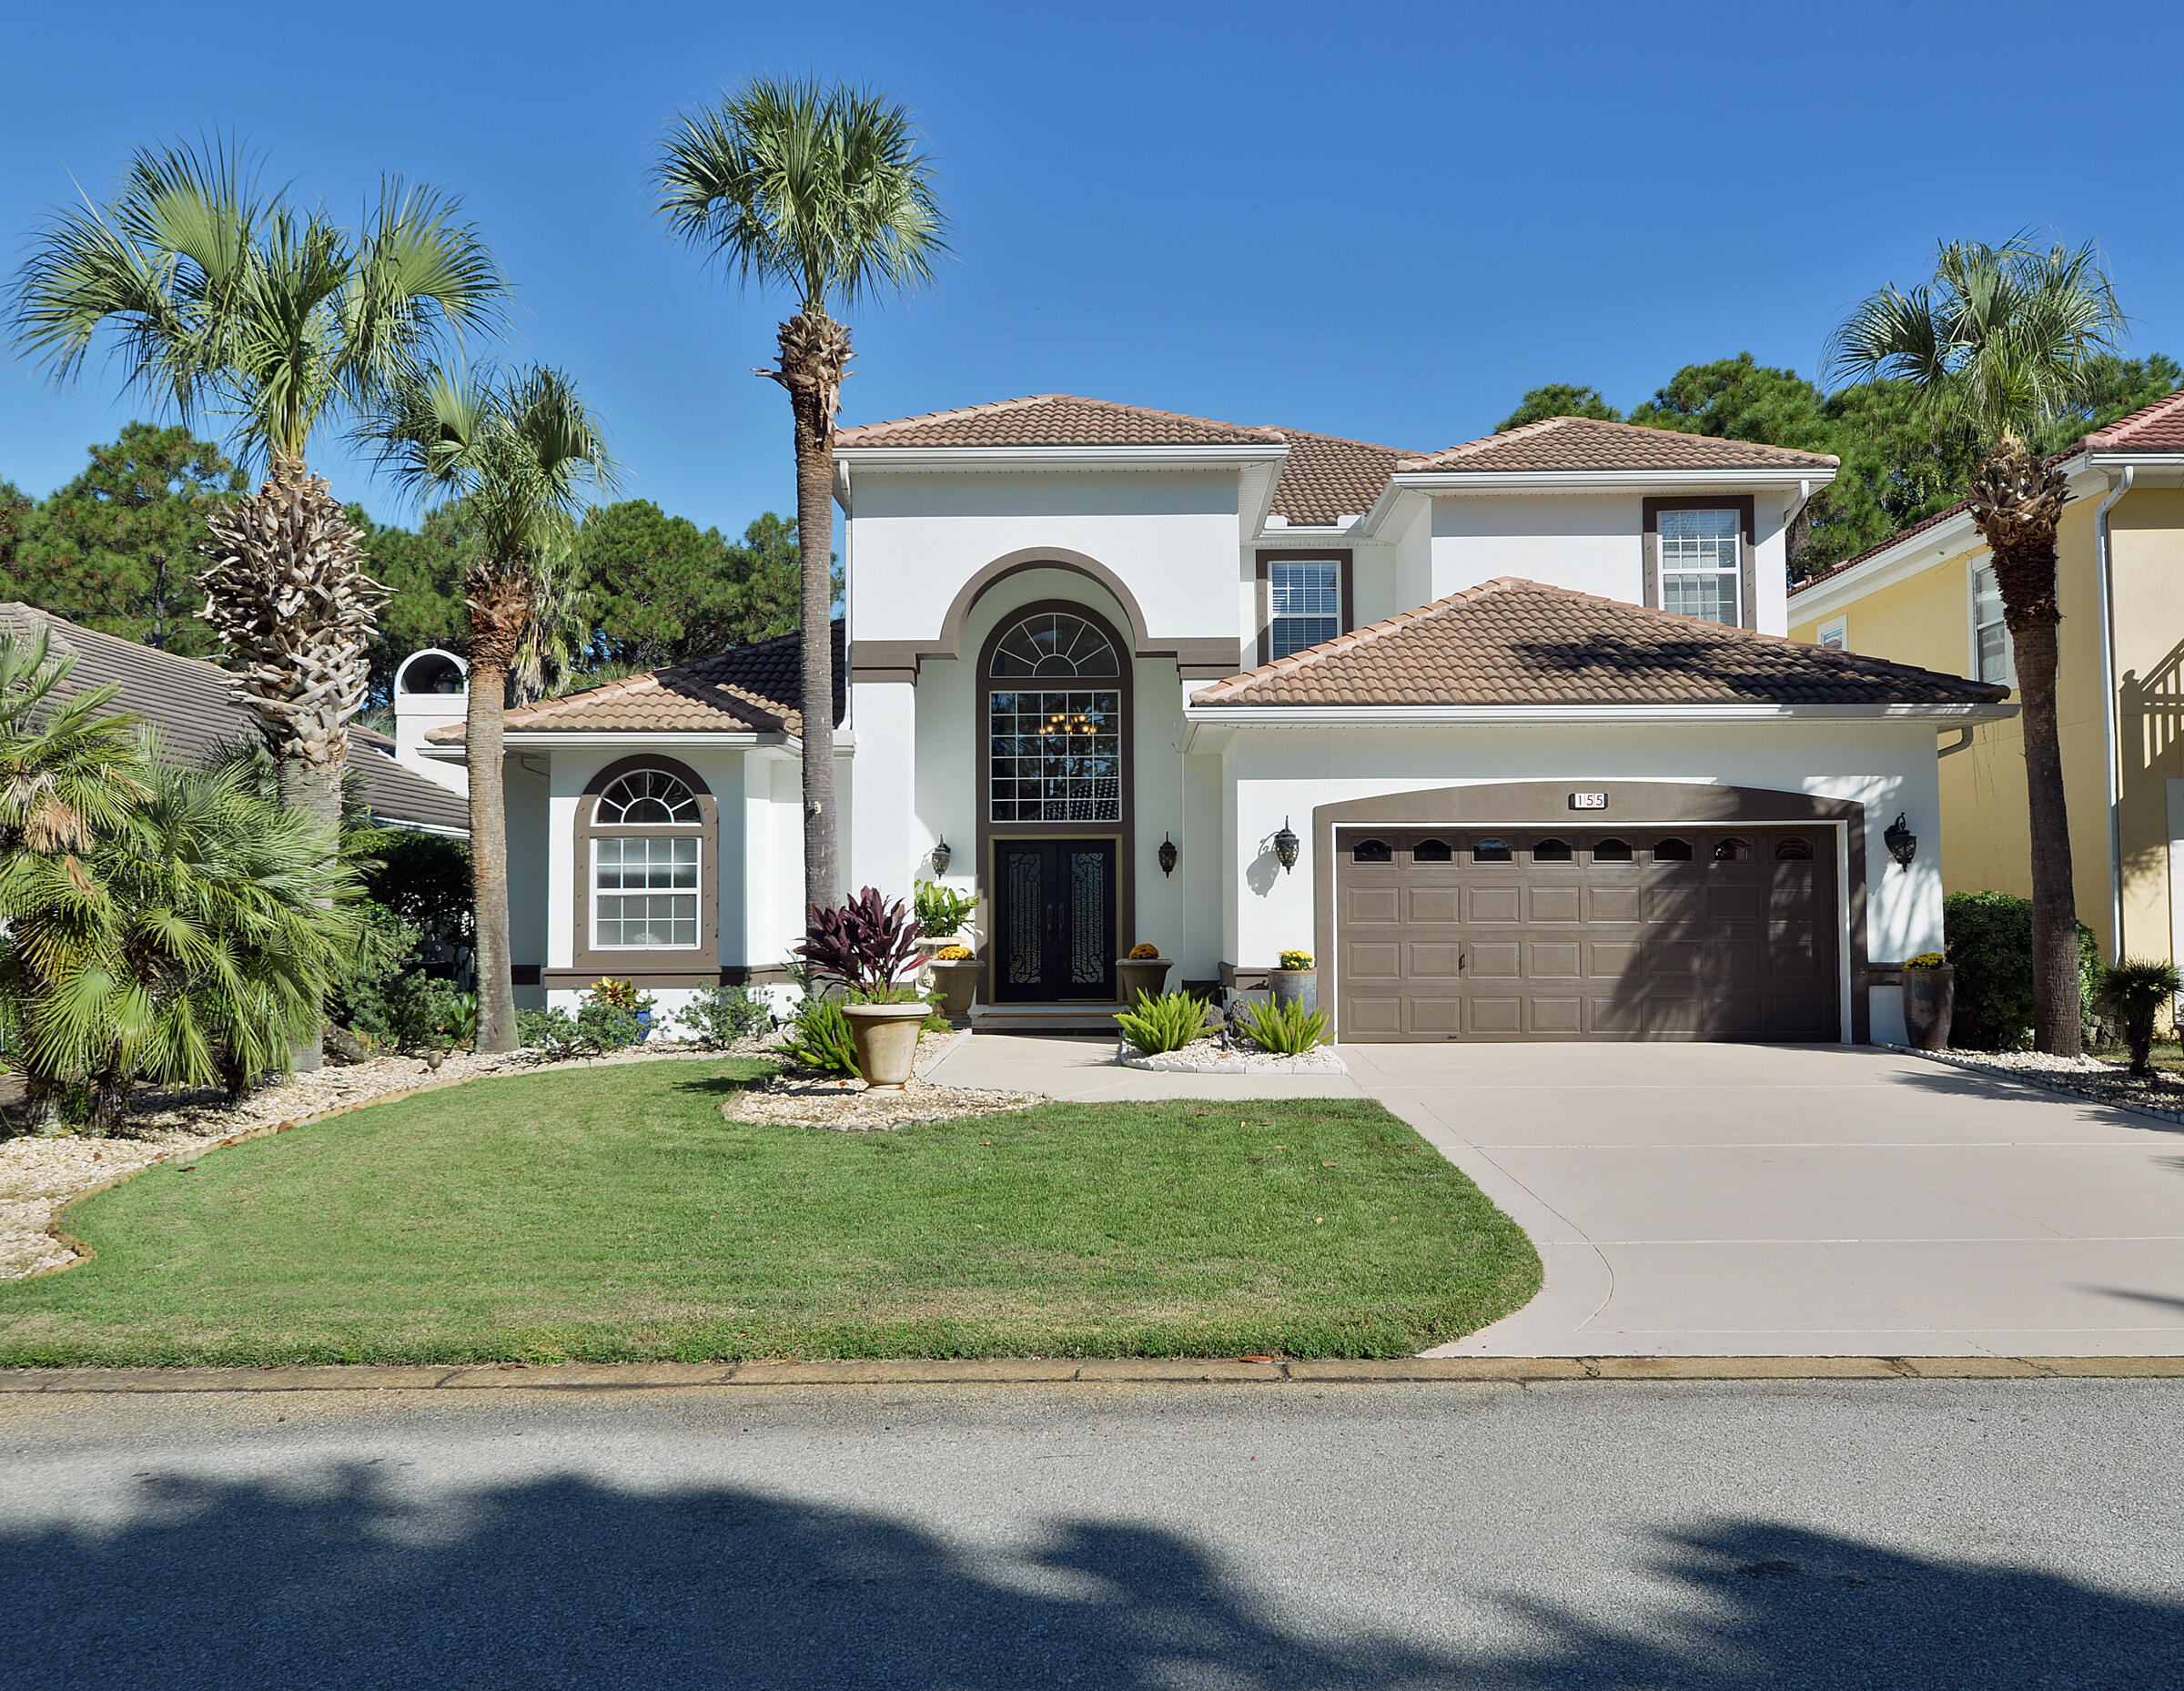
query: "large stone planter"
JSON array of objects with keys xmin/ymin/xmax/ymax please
[
  {"xmin": 1902, "ymin": 964, "xmax": 1955, "ymax": 1051},
  {"xmin": 925, "ymin": 957, "xmax": 982, "ymax": 1026},
  {"xmin": 1115, "ymin": 957, "xmax": 1172, "ymax": 1005},
  {"xmin": 1269, "ymin": 967, "xmax": 1318, "ymax": 1017},
  {"xmin": 842, "ymin": 1001, "xmax": 929, "ymax": 1091}
]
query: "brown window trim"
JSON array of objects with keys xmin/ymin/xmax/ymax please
[
  {"xmin": 571, "ymin": 754, "xmax": 721, "ymax": 981},
  {"xmin": 1255, "ymin": 550, "xmax": 1354, "ymax": 667},
  {"xmin": 1642, "ymin": 496, "xmax": 1756, "ymax": 632}
]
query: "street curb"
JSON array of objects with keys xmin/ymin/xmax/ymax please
[{"xmin": 2, "ymin": 1355, "xmax": 2179, "ymax": 1393}]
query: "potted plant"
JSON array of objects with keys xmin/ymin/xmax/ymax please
[
  {"xmin": 799, "ymin": 886, "xmax": 929, "ymax": 1091},
  {"xmin": 912, "ymin": 880, "xmax": 981, "ymax": 957},
  {"xmin": 1269, "ymin": 948, "xmax": 1317, "ymax": 1015},
  {"xmin": 1900, "ymin": 952, "xmax": 1954, "ymax": 1050},
  {"xmin": 926, "ymin": 943, "xmax": 981, "ymax": 1025},
  {"xmin": 1116, "ymin": 942, "xmax": 1171, "ymax": 1005}
]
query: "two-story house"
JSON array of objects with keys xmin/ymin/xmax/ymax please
[
  {"xmin": 1787, "ymin": 390, "xmax": 2184, "ymax": 969},
  {"xmin": 431, "ymin": 396, "xmax": 2011, "ymax": 1046}
]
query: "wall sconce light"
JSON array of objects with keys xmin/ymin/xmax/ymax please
[
  {"xmin": 1158, "ymin": 834, "xmax": 1178, "ymax": 876},
  {"xmin": 930, "ymin": 837, "xmax": 952, "ymax": 877},
  {"xmin": 1272, "ymin": 818, "xmax": 1300, "ymax": 875},
  {"xmin": 1885, "ymin": 813, "xmax": 1917, "ymax": 868}
]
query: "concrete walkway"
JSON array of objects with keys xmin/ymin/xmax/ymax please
[{"xmin": 930, "ymin": 1034, "xmax": 2184, "ymax": 1359}]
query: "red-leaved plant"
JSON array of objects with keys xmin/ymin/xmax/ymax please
[{"xmin": 799, "ymin": 886, "xmax": 924, "ymax": 998}]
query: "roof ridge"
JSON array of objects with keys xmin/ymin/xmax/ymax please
[
  {"xmin": 838, "ymin": 392, "xmax": 1287, "ymax": 445},
  {"xmin": 1400, "ymin": 414, "xmax": 1837, "ymax": 471},
  {"xmin": 2084, "ymin": 387, "xmax": 2184, "ymax": 447},
  {"xmin": 1195, "ymin": 578, "xmax": 1532, "ymax": 700},
  {"xmin": 1254, "ymin": 423, "xmax": 1423, "ymax": 457}
]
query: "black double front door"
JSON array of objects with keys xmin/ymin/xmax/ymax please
[{"xmin": 992, "ymin": 837, "xmax": 1117, "ymax": 1001}]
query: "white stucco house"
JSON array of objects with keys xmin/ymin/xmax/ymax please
[{"xmin": 425, "ymin": 396, "xmax": 2013, "ymax": 1046}]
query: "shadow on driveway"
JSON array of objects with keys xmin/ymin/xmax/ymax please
[{"xmin": 3, "ymin": 1466, "xmax": 2175, "ymax": 1688}]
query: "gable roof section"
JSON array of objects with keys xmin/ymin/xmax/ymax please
[
  {"xmin": 1264, "ymin": 429, "xmax": 1422, "ymax": 525},
  {"xmin": 1396, "ymin": 416, "xmax": 1838, "ymax": 475},
  {"xmin": 2083, "ymin": 388, "xmax": 2184, "ymax": 451},
  {"xmin": 834, "ymin": 394, "xmax": 1284, "ymax": 451},
  {"xmin": 0, "ymin": 602, "xmax": 469, "ymax": 833},
  {"xmin": 452, "ymin": 622, "xmax": 846, "ymax": 739},
  {"xmin": 1190, "ymin": 578, "xmax": 2004, "ymax": 709}
]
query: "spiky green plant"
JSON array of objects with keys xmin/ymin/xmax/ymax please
[
  {"xmin": 1116, "ymin": 989, "xmax": 1211, "ymax": 1056},
  {"xmin": 2099, "ymin": 958, "xmax": 2180, "ymax": 1078},
  {"xmin": 780, "ymin": 993, "xmax": 859, "ymax": 1075},
  {"xmin": 1237, "ymin": 997, "xmax": 1330, "ymax": 1056}
]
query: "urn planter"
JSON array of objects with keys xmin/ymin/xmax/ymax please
[
  {"xmin": 1269, "ymin": 967, "xmax": 1318, "ymax": 1016},
  {"xmin": 841, "ymin": 1001, "xmax": 929, "ymax": 1091},
  {"xmin": 1901, "ymin": 964, "xmax": 1955, "ymax": 1052},
  {"xmin": 1115, "ymin": 957, "xmax": 1173, "ymax": 1005},
  {"xmin": 925, "ymin": 958, "xmax": 982, "ymax": 1026}
]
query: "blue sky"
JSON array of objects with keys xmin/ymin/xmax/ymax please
[{"xmin": 5, "ymin": 0, "xmax": 2183, "ymax": 537}]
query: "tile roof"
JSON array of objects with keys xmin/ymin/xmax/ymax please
[
  {"xmin": 2083, "ymin": 388, "xmax": 2184, "ymax": 451},
  {"xmin": 1191, "ymin": 578, "xmax": 2005, "ymax": 709},
  {"xmin": 834, "ymin": 394, "xmax": 1284, "ymax": 450},
  {"xmin": 1396, "ymin": 416, "xmax": 1838, "ymax": 474},
  {"xmin": 1264, "ymin": 429, "xmax": 1421, "ymax": 525},
  {"xmin": 0, "ymin": 602, "xmax": 470, "ymax": 833},
  {"xmin": 449, "ymin": 623, "xmax": 845, "ymax": 739}
]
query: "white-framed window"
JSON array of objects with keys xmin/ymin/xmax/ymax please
[
  {"xmin": 1817, "ymin": 616, "xmax": 1847, "ymax": 651},
  {"xmin": 1972, "ymin": 561, "xmax": 2012, "ymax": 686},
  {"xmin": 1269, "ymin": 558, "xmax": 1341, "ymax": 659},
  {"xmin": 1658, "ymin": 508, "xmax": 1742, "ymax": 626},
  {"xmin": 593, "ymin": 835, "xmax": 701, "ymax": 948}
]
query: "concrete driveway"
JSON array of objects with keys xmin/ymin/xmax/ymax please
[{"xmin": 1342, "ymin": 1043, "xmax": 2184, "ymax": 1358}]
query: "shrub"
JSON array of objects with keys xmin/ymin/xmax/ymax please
[
  {"xmin": 801, "ymin": 886, "xmax": 922, "ymax": 1000},
  {"xmin": 1116, "ymin": 989, "xmax": 1209, "ymax": 1055},
  {"xmin": 675, "ymin": 984, "xmax": 773, "ymax": 1047},
  {"xmin": 1237, "ymin": 996, "xmax": 1330, "ymax": 1055},
  {"xmin": 1127, "ymin": 942, "xmax": 1159, "ymax": 960},
  {"xmin": 1279, "ymin": 949, "xmax": 1313, "ymax": 971},
  {"xmin": 913, "ymin": 879, "xmax": 979, "ymax": 939},
  {"xmin": 516, "ymin": 1006, "xmax": 582, "ymax": 1057},
  {"xmin": 1944, "ymin": 891, "xmax": 2100, "ymax": 1050},
  {"xmin": 780, "ymin": 993, "xmax": 859, "ymax": 1074},
  {"xmin": 362, "ymin": 831, "xmax": 474, "ymax": 975},
  {"xmin": 2100, "ymin": 958, "xmax": 2180, "ymax": 1077},
  {"xmin": 576, "ymin": 980, "xmax": 654, "ymax": 1051}
]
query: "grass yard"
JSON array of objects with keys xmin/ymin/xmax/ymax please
[{"xmin": 0, "ymin": 1058, "xmax": 1540, "ymax": 1366}]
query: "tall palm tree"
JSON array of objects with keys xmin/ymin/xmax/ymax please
[
  {"xmin": 1829, "ymin": 236, "xmax": 2126, "ymax": 1055},
  {"xmin": 7, "ymin": 138, "xmax": 504, "ymax": 832},
  {"xmin": 653, "ymin": 78, "xmax": 947, "ymax": 915},
  {"xmin": 374, "ymin": 365, "xmax": 614, "ymax": 1053}
]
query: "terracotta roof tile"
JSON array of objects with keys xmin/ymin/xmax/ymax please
[
  {"xmin": 2083, "ymin": 388, "xmax": 2184, "ymax": 451},
  {"xmin": 1398, "ymin": 416, "xmax": 1838, "ymax": 474},
  {"xmin": 1264, "ymin": 429, "xmax": 1421, "ymax": 525},
  {"xmin": 835, "ymin": 394, "xmax": 1284, "ymax": 450},
  {"xmin": 434, "ymin": 623, "xmax": 844, "ymax": 739},
  {"xmin": 1191, "ymin": 578, "xmax": 2003, "ymax": 709}
]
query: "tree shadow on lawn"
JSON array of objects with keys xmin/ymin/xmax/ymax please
[{"xmin": 3, "ymin": 1466, "xmax": 2174, "ymax": 1688}]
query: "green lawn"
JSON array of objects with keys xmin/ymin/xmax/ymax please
[{"xmin": 0, "ymin": 1058, "xmax": 1540, "ymax": 1366}]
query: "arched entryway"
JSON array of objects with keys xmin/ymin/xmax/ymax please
[{"xmin": 976, "ymin": 602, "xmax": 1133, "ymax": 1002}]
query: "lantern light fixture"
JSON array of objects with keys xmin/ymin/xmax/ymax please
[
  {"xmin": 930, "ymin": 837, "xmax": 952, "ymax": 877},
  {"xmin": 1884, "ymin": 813, "xmax": 1917, "ymax": 868},
  {"xmin": 1273, "ymin": 817, "xmax": 1300, "ymax": 875},
  {"xmin": 1158, "ymin": 834, "xmax": 1178, "ymax": 876}
]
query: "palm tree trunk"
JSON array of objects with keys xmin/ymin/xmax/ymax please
[
  {"xmin": 1971, "ymin": 440, "xmax": 2081, "ymax": 1056},
  {"xmin": 466, "ymin": 573, "xmax": 529, "ymax": 1055},
  {"xmin": 767, "ymin": 310, "xmax": 852, "ymax": 918}
]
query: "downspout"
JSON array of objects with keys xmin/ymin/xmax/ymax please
[{"xmin": 2095, "ymin": 464, "xmax": 2134, "ymax": 962}]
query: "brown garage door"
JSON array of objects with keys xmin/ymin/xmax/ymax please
[{"xmin": 1336, "ymin": 828, "xmax": 1838, "ymax": 1041}]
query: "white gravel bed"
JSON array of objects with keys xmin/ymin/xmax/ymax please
[
  {"xmin": 1117, "ymin": 1038, "xmax": 1348, "ymax": 1075},
  {"xmin": 723, "ymin": 1029, "xmax": 1042, "ymax": 1130},
  {"xmin": 1887, "ymin": 1043, "xmax": 2184, "ymax": 1126},
  {"xmin": 0, "ymin": 1036, "xmax": 786, "ymax": 1281}
]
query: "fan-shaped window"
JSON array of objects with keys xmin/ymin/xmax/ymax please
[
  {"xmin": 988, "ymin": 612, "xmax": 1121, "ymax": 678},
  {"xmin": 1412, "ymin": 838, "xmax": 1452, "ymax": 862},
  {"xmin": 1592, "ymin": 837, "xmax": 1633, "ymax": 863},
  {"xmin": 1653, "ymin": 837, "xmax": 1693, "ymax": 862},
  {"xmin": 595, "ymin": 769, "xmax": 701, "ymax": 825},
  {"xmin": 1473, "ymin": 839, "xmax": 1513, "ymax": 863},
  {"xmin": 1351, "ymin": 838, "xmax": 1392, "ymax": 864},
  {"xmin": 1713, "ymin": 836, "xmax": 1751, "ymax": 862},
  {"xmin": 1774, "ymin": 837, "xmax": 1815, "ymax": 861},
  {"xmin": 1532, "ymin": 837, "xmax": 1573, "ymax": 863}
]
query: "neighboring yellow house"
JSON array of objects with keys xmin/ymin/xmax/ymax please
[{"xmin": 1789, "ymin": 390, "xmax": 2184, "ymax": 966}]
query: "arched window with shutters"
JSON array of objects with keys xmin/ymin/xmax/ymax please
[{"xmin": 573, "ymin": 756, "xmax": 718, "ymax": 977}]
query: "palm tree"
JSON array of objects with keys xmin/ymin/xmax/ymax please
[
  {"xmin": 653, "ymin": 78, "xmax": 947, "ymax": 916},
  {"xmin": 1829, "ymin": 236, "xmax": 2126, "ymax": 1056},
  {"xmin": 7, "ymin": 138, "xmax": 504, "ymax": 832},
  {"xmin": 374, "ymin": 365, "xmax": 615, "ymax": 1053}
]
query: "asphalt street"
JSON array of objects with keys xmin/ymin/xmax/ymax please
[{"xmin": 4, "ymin": 1379, "xmax": 2179, "ymax": 1688}]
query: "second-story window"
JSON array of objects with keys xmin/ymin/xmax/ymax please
[
  {"xmin": 1269, "ymin": 558, "xmax": 1341, "ymax": 659},
  {"xmin": 1973, "ymin": 562, "xmax": 2011, "ymax": 685},
  {"xmin": 1658, "ymin": 508, "xmax": 1742, "ymax": 625}
]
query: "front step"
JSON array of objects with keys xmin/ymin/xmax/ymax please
[{"xmin": 969, "ymin": 1002, "xmax": 1127, "ymax": 1035}]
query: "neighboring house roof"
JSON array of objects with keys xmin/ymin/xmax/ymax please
[
  {"xmin": 1263, "ymin": 429, "xmax": 1423, "ymax": 525},
  {"xmin": 834, "ymin": 393, "xmax": 1285, "ymax": 451},
  {"xmin": 1190, "ymin": 578, "xmax": 2006, "ymax": 709},
  {"xmin": 2082, "ymin": 388, "xmax": 2184, "ymax": 451},
  {"xmin": 448, "ymin": 622, "xmax": 846, "ymax": 739},
  {"xmin": 0, "ymin": 602, "xmax": 470, "ymax": 833},
  {"xmin": 1394, "ymin": 416, "xmax": 1839, "ymax": 475}
]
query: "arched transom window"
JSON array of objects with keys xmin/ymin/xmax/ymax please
[
  {"xmin": 595, "ymin": 768, "xmax": 700, "ymax": 825},
  {"xmin": 986, "ymin": 611, "xmax": 1123, "ymax": 822},
  {"xmin": 590, "ymin": 766, "xmax": 703, "ymax": 949}
]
